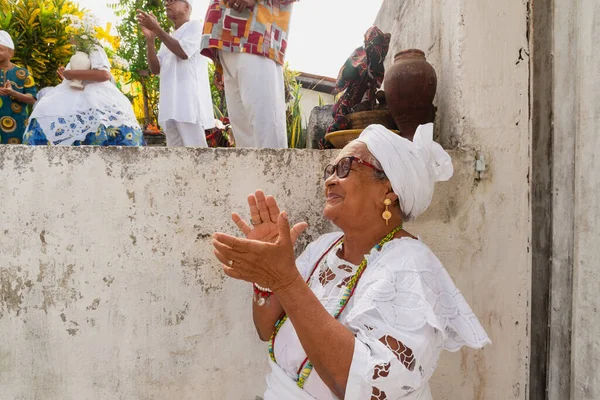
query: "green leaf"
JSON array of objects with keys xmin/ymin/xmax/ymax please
[{"xmin": 3, "ymin": 0, "xmax": 86, "ymax": 88}]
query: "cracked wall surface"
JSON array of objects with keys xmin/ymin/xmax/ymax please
[
  {"xmin": 376, "ymin": 0, "xmax": 531, "ymax": 399},
  {"xmin": 0, "ymin": 145, "xmax": 495, "ymax": 399},
  {"xmin": 0, "ymin": 146, "xmax": 338, "ymax": 399}
]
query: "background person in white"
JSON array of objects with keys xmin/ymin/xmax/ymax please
[{"xmin": 138, "ymin": 0, "xmax": 215, "ymax": 147}]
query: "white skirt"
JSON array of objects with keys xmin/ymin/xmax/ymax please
[{"xmin": 24, "ymin": 79, "xmax": 143, "ymax": 146}]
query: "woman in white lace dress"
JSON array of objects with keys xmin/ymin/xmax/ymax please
[
  {"xmin": 23, "ymin": 45, "xmax": 144, "ymax": 146},
  {"xmin": 212, "ymin": 124, "xmax": 490, "ymax": 399}
]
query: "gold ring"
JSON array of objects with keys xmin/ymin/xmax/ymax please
[{"xmin": 251, "ymin": 219, "xmax": 262, "ymax": 226}]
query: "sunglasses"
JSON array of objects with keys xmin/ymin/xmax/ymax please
[{"xmin": 323, "ymin": 156, "xmax": 383, "ymax": 180}]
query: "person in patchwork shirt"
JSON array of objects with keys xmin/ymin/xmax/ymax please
[{"xmin": 201, "ymin": 0, "xmax": 299, "ymax": 149}]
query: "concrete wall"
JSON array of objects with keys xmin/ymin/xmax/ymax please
[
  {"xmin": 562, "ymin": 0, "xmax": 600, "ymax": 398},
  {"xmin": 376, "ymin": 0, "xmax": 531, "ymax": 399},
  {"xmin": 0, "ymin": 0, "xmax": 533, "ymax": 398},
  {"xmin": 530, "ymin": 1, "xmax": 600, "ymax": 398},
  {"xmin": 0, "ymin": 146, "xmax": 336, "ymax": 400},
  {"xmin": 1, "ymin": 143, "xmax": 514, "ymax": 399},
  {"xmin": 530, "ymin": 0, "xmax": 555, "ymax": 398},
  {"xmin": 545, "ymin": 1, "xmax": 578, "ymax": 398}
]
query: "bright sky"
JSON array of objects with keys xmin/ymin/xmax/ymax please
[{"xmin": 75, "ymin": 0, "xmax": 384, "ymax": 78}]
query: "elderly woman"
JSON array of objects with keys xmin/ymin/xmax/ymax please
[{"xmin": 212, "ymin": 124, "xmax": 490, "ymax": 399}]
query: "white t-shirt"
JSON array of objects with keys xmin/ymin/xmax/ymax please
[{"xmin": 158, "ymin": 20, "xmax": 215, "ymax": 128}]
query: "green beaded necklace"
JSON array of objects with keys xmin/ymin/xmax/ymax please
[{"xmin": 268, "ymin": 225, "xmax": 403, "ymax": 389}]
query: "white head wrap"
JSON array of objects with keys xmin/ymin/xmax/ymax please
[
  {"xmin": 357, "ymin": 123, "xmax": 453, "ymax": 220},
  {"xmin": 0, "ymin": 31, "xmax": 15, "ymax": 50}
]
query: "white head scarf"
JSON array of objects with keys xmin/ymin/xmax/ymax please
[
  {"xmin": 357, "ymin": 123, "xmax": 453, "ymax": 221},
  {"xmin": 0, "ymin": 31, "xmax": 15, "ymax": 50}
]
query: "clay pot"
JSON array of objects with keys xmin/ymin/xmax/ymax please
[
  {"xmin": 384, "ymin": 49, "xmax": 437, "ymax": 140},
  {"xmin": 69, "ymin": 51, "xmax": 91, "ymax": 90}
]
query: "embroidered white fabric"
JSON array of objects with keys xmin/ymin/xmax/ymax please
[
  {"xmin": 266, "ymin": 232, "xmax": 491, "ymax": 400},
  {"xmin": 27, "ymin": 46, "xmax": 141, "ymax": 146}
]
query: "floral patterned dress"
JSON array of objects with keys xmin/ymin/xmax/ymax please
[
  {"xmin": 23, "ymin": 46, "xmax": 144, "ymax": 146},
  {"xmin": 266, "ymin": 233, "xmax": 491, "ymax": 400},
  {"xmin": 0, "ymin": 66, "xmax": 37, "ymax": 144}
]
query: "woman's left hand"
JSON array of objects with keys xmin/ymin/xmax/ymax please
[
  {"xmin": 0, "ymin": 81, "xmax": 15, "ymax": 96},
  {"xmin": 212, "ymin": 211, "xmax": 302, "ymax": 293},
  {"xmin": 57, "ymin": 67, "xmax": 66, "ymax": 80}
]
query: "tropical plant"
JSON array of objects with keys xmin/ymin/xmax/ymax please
[
  {"xmin": 109, "ymin": 0, "xmax": 170, "ymax": 128},
  {"xmin": 208, "ymin": 61, "xmax": 227, "ymax": 118},
  {"xmin": 284, "ymin": 63, "xmax": 305, "ymax": 148},
  {"xmin": 0, "ymin": 0, "xmax": 84, "ymax": 88},
  {"xmin": 318, "ymin": 94, "xmax": 325, "ymax": 107}
]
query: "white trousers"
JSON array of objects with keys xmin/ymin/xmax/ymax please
[
  {"xmin": 219, "ymin": 51, "xmax": 288, "ymax": 148},
  {"xmin": 162, "ymin": 120, "xmax": 208, "ymax": 147}
]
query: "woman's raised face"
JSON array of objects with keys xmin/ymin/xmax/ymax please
[{"xmin": 322, "ymin": 141, "xmax": 392, "ymax": 228}]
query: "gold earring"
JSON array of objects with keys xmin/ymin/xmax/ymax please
[{"xmin": 382, "ymin": 199, "xmax": 392, "ymax": 225}]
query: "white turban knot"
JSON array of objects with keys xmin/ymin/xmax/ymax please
[
  {"xmin": 0, "ymin": 31, "xmax": 15, "ymax": 50},
  {"xmin": 357, "ymin": 124, "xmax": 453, "ymax": 220}
]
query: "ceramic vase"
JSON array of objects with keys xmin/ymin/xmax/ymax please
[
  {"xmin": 383, "ymin": 49, "xmax": 437, "ymax": 140},
  {"xmin": 69, "ymin": 51, "xmax": 91, "ymax": 90}
]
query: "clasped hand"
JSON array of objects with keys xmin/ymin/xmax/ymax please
[
  {"xmin": 0, "ymin": 81, "xmax": 15, "ymax": 96},
  {"xmin": 136, "ymin": 9, "xmax": 160, "ymax": 38},
  {"xmin": 212, "ymin": 190, "xmax": 308, "ymax": 292}
]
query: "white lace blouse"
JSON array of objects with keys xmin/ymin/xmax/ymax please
[{"xmin": 265, "ymin": 232, "xmax": 490, "ymax": 400}]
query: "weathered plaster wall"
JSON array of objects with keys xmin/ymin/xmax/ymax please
[
  {"xmin": 376, "ymin": 0, "xmax": 531, "ymax": 399},
  {"xmin": 1, "ymin": 145, "xmax": 498, "ymax": 399},
  {"xmin": 0, "ymin": 146, "xmax": 337, "ymax": 400},
  {"xmin": 533, "ymin": 1, "xmax": 600, "ymax": 398},
  {"xmin": 546, "ymin": 0, "xmax": 578, "ymax": 398},
  {"xmin": 530, "ymin": 0, "xmax": 554, "ymax": 397},
  {"xmin": 568, "ymin": 0, "xmax": 600, "ymax": 398}
]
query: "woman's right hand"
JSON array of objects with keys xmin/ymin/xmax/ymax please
[
  {"xmin": 232, "ymin": 190, "xmax": 308, "ymax": 245},
  {"xmin": 233, "ymin": 190, "xmax": 306, "ymax": 341}
]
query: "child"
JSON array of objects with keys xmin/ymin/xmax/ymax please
[
  {"xmin": 24, "ymin": 45, "xmax": 144, "ymax": 146},
  {"xmin": 0, "ymin": 31, "xmax": 37, "ymax": 144}
]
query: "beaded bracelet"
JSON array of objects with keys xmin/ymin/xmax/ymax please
[{"xmin": 253, "ymin": 283, "xmax": 273, "ymax": 306}]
